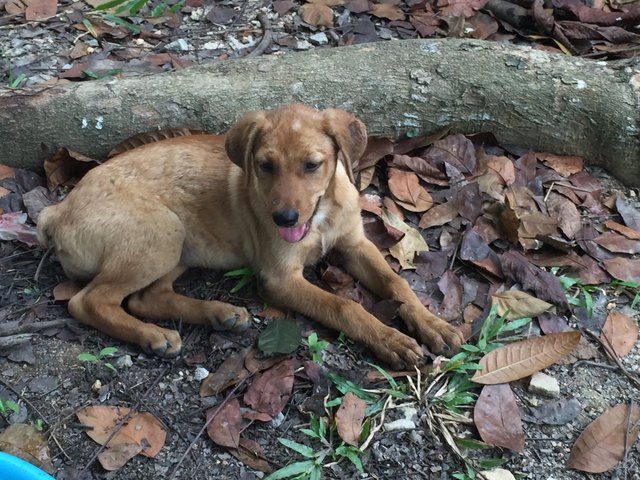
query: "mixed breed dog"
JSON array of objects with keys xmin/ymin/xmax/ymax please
[{"xmin": 37, "ymin": 104, "xmax": 463, "ymax": 369}]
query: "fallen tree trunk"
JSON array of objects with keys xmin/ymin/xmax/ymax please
[{"xmin": 1, "ymin": 38, "xmax": 639, "ymax": 184}]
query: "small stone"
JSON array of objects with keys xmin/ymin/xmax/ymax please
[
  {"xmin": 384, "ymin": 418, "xmax": 416, "ymax": 431},
  {"xmin": 294, "ymin": 39, "xmax": 312, "ymax": 50},
  {"xmin": 203, "ymin": 41, "xmax": 225, "ymax": 50},
  {"xmin": 193, "ymin": 366, "xmax": 210, "ymax": 382},
  {"xmin": 480, "ymin": 468, "xmax": 516, "ymax": 480},
  {"xmin": 91, "ymin": 379, "xmax": 102, "ymax": 392},
  {"xmin": 165, "ymin": 39, "xmax": 190, "ymax": 51},
  {"xmin": 271, "ymin": 412, "xmax": 285, "ymax": 428},
  {"xmin": 528, "ymin": 372, "xmax": 560, "ymax": 398},
  {"xmin": 309, "ymin": 32, "xmax": 328, "ymax": 45},
  {"xmin": 115, "ymin": 354, "xmax": 133, "ymax": 369}
]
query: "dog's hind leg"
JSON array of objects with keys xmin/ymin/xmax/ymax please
[{"xmin": 127, "ymin": 265, "xmax": 250, "ymax": 331}]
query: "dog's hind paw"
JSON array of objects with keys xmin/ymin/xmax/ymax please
[
  {"xmin": 209, "ymin": 305, "xmax": 251, "ymax": 332},
  {"xmin": 140, "ymin": 326, "xmax": 183, "ymax": 358}
]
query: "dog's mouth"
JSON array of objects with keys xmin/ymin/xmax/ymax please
[{"xmin": 278, "ymin": 223, "xmax": 310, "ymax": 243}]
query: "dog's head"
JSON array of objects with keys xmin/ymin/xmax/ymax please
[{"xmin": 225, "ymin": 104, "xmax": 367, "ymax": 243}]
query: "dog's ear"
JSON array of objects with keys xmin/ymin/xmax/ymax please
[
  {"xmin": 323, "ymin": 109, "xmax": 367, "ymax": 185},
  {"xmin": 225, "ymin": 111, "xmax": 267, "ymax": 170}
]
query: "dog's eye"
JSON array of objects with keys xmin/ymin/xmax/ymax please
[
  {"xmin": 258, "ymin": 161, "xmax": 275, "ymax": 174},
  {"xmin": 304, "ymin": 161, "xmax": 321, "ymax": 173}
]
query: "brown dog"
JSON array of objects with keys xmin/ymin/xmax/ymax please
[{"xmin": 37, "ymin": 104, "xmax": 462, "ymax": 369}]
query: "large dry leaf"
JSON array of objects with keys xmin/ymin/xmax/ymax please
[
  {"xmin": 244, "ymin": 358, "xmax": 294, "ymax": 416},
  {"xmin": 98, "ymin": 442, "xmax": 144, "ymax": 471},
  {"xmin": 471, "ymin": 331, "xmax": 581, "ymax": 384},
  {"xmin": 76, "ymin": 405, "xmax": 167, "ymax": 458},
  {"xmin": 44, "ymin": 148, "xmax": 101, "ymax": 190},
  {"xmin": 492, "ymin": 290, "xmax": 553, "ymax": 320},
  {"xmin": 615, "ymin": 196, "xmax": 640, "ymax": 231},
  {"xmin": 299, "ymin": 3, "xmax": 333, "ymax": 26},
  {"xmin": 567, "ymin": 403, "xmax": 640, "ymax": 473},
  {"xmin": 473, "ymin": 384, "xmax": 524, "ymax": 452},
  {"xmin": 335, "ymin": 392, "xmax": 366, "ymax": 446},
  {"xmin": 418, "ymin": 199, "xmax": 461, "ymax": 229},
  {"xmin": 387, "ymin": 168, "xmax": 433, "ymax": 212},
  {"xmin": 500, "ymin": 251, "xmax": 570, "ymax": 312},
  {"xmin": 594, "ymin": 232, "xmax": 640, "ymax": 254},
  {"xmin": 603, "ymin": 257, "xmax": 640, "ymax": 283},
  {"xmin": 25, "ymin": 0, "xmax": 57, "ymax": 20},
  {"xmin": 369, "ymin": 3, "xmax": 405, "ymax": 20},
  {"xmin": 228, "ymin": 438, "xmax": 273, "ymax": 473},
  {"xmin": 546, "ymin": 192, "xmax": 582, "ymax": 239},
  {"xmin": 603, "ymin": 220, "xmax": 640, "ymax": 240},
  {"xmin": 600, "ymin": 311, "xmax": 639, "ymax": 358},
  {"xmin": 381, "ymin": 208, "xmax": 428, "ymax": 269},
  {"xmin": 200, "ymin": 346, "xmax": 251, "ymax": 397},
  {"xmin": 437, "ymin": 0, "xmax": 488, "ymax": 18},
  {"xmin": 537, "ymin": 153, "xmax": 584, "ymax": 177},
  {"xmin": 425, "ymin": 134, "xmax": 477, "ymax": 176},
  {"xmin": 0, "ymin": 423, "xmax": 54, "ymax": 474},
  {"xmin": 206, "ymin": 398, "xmax": 242, "ymax": 449}
]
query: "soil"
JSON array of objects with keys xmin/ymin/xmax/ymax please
[{"xmin": 1, "ymin": 1, "xmax": 640, "ymax": 479}]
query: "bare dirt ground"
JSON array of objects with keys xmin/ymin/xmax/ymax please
[{"xmin": 2, "ymin": 0, "xmax": 640, "ymax": 479}]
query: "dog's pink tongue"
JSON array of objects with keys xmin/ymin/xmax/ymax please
[{"xmin": 278, "ymin": 224, "xmax": 306, "ymax": 243}]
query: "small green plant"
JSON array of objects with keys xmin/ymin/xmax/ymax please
[
  {"xmin": 78, "ymin": 346, "xmax": 119, "ymax": 372},
  {"xmin": 307, "ymin": 332, "xmax": 329, "ymax": 363},
  {"xmin": 266, "ymin": 415, "xmax": 364, "ymax": 480},
  {"xmin": 224, "ymin": 267, "xmax": 255, "ymax": 294},
  {"xmin": 551, "ymin": 268, "xmax": 598, "ymax": 318},
  {"xmin": 0, "ymin": 398, "xmax": 19, "ymax": 416},
  {"xmin": 33, "ymin": 418, "xmax": 44, "ymax": 431},
  {"xmin": 611, "ymin": 279, "xmax": 640, "ymax": 308}
]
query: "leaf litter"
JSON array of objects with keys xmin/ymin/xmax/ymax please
[{"xmin": 1, "ymin": 124, "xmax": 640, "ymax": 478}]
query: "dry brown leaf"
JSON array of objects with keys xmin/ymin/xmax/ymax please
[
  {"xmin": 309, "ymin": 0, "xmax": 344, "ymax": 5},
  {"xmin": 594, "ymin": 232, "xmax": 640, "ymax": 254},
  {"xmin": 437, "ymin": 0, "xmax": 487, "ymax": 18},
  {"xmin": 244, "ymin": 358, "xmax": 294, "ymax": 416},
  {"xmin": 387, "ymin": 168, "xmax": 433, "ymax": 212},
  {"xmin": 200, "ymin": 346, "xmax": 251, "ymax": 397},
  {"xmin": 492, "ymin": 290, "xmax": 553, "ymax": 320},
  {"xmin": 472, "ymin": 331, "xmax": 581, "ymax": 384},
  {"xmin": 52, "ymin": 279, "xmax": 82, "ymax": 301},
  {"xmin": 0, "ymin": 423, "xmax": 54, "ymax": 474},
  {"xmin": 0, "ymin": 164, "xmax": 15, "ymax": 180},
  {"xmin": 474, "ymin": 384, "xmax": 524, "ymax": 452},
  {"xmin": 537, "ymin": 153, "xmax": 584, "ymax": 177},
  {"xmin": 484, "ymin": 155, "xmax": 516, "ymax": 185},
  {"xmin": 603, "ymin": 220, "xmax": 640, "ymax": 240},
  {"xmin": 335, "ymin": 392, "xmax": 366, "ymax": 446},
  {"xmin": 567, "ymin": 403, "xmax": 640, "ymax": 473},
  {"xmin": 299, "ymin": 3, "xmax": 334, "ymax": 27},
  {"xmin": 98, "ymin": 442, "xmax": 144, "ymax": 471},
  {"xmin": 369, "ymin": 3, "xmax": 405, "ymax": 20},
  {"xmin": 381, "ymin": 208, "xmax": 428, "ymax": 269},
  {"xmin": 76, "ymin": 406, "xmax": 166, "ymax": 463},
  {"xmin": 44, "ymin": 148, "xmax": 101, "ymax": 190},
  {"xmin": 358, "ymin": 166, "xmax": 376, "ymax": 191},
  {"xmin": 603, "ymin": 257, "xmax": 640, "ymax": 283},
  {"xmin": 228, "ymin": 438, "xmax": 273, "ymax": 473},
  {"xmin": 25, "ymin": 0, "xmax": 57, "ymax": 20},
  {"xmin": 206, "ymin": 398, "xmax": 242, "ymax": 449},
  {"xmin": 418, "ymin": 199, "xmax": 461, "ymax": 229},
  {"xmin": 5, "ymin": 0, "xmax": 28, "ymax": 14},
  {"xmin": 600, "ymin": 311, "xmax": 639, "ymax": 358},
  {"xmin": 546, "ymin": 191, "xmax": 582, "ymax": 239}
]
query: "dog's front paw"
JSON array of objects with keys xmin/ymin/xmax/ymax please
[
  {"xmin": 140, "ymin": 326, "xmax": 182, "ymax": 357},
  {"xmin": 407, "ymin": 311, "xmax": 463, "ymax": 356},
  {"xmin": 209, "ymin": 304, "xmax": 250, "ymax": 332},
  {"xmin": 371, "ymin": 328, "xmax": 424, "ymax": 370}
]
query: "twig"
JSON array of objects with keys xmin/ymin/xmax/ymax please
[
  {"xmin": 34, "ymin": 246, "xmax": 52, "ymax": 283},
  {"xmin": 0, "ymin": 318, "xmax": 72, "ymax": 337},
  {"xmin": 247, "ymin": 13, "xmax": 273, "ymax": 58},
  {"xmin": 167, "ymin": 373, "xmax": 253, "ymax": 480},
  {"xmin": 80, "ymin": 364, "xmax": 170, "ymax": 475},
  {"xmin": 223, "ymin": 0, "xmax": 250, "ymax": 40}
]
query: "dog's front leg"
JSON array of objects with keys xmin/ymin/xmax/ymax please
[
  {"xmin": 261, "ymin": 272, "xmax": 425, "ymax": 369},
  {"xmin": 339, "ymin": 236, "xmax": 463, "ymax": 355}
]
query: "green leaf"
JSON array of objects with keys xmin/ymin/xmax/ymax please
[
  {"xmin": 168, "ymin": 0, "xmax": 184, "ymax": 13},
  {"xmin": 460, "ymin": 344, "xmax": 480, "ymax": 353},
  {"xmin": 368, "ymin": 363, "xmax": 398, "ymax": 389},
  {"xmin": 325, "ymin": 372, "xmax": 377, "ymax": 402},
  {"xmin": 82, "ymin": 19, "xmax": 99, "ymax": 38},
  {"xmin": 224, "ymin": 267, "xmax": 253, "ymax": 278},
  {"xmin": 300, "ymin": 428, "xmax": 321, "ymax": 439},
  {"xmin": 477, "ymin": 457, "xmax": 509, "ymax": 469},
  {"xmin": 104, "ymin": 362, "xmax": 117, "ymax": 372},
  {"xmin": 264, "ymin": 460, "xmax": 317, "ymax": 480},
  {"xmin": 6, "ymin": 401, "xmax": 19, "ymax": 414},
  {"xmin": 93, "ymin": 0, "xmax": 128, "ymax": 10},
  {"xmin": 308, "ymin": 466, "xmax": 321, "ymax": 480},
  {"xmin": 102, "ymin": 14, "xmax": 141, "ymax": 33},
  {"xmin": 99, "ymin": 347, "xmax": 118, "ymax": 358},
  {"xmin": 453, "ymin": 437, "xmax": 494, "ymax": 449},
  {"xmin": 582, "ymin": 287, "xmax": 593, "ymax": 318},
  {"xmin": 151, "ymin": 0, "xmax": 168, "ymax": 16},
  {"xmin": 78, "ymin": 353, "xmax": 98, "ymax": 362},
  {"xmin": 558, "ymin": 275, "xmax": 579, "ymax": 290},
  {"xmin": 335, "ymin": 445, "xmax": 363, "ymax": 472},
  {"xmin": 278, "ymin": 438, "xmax": 316, "ymax": 458},
  {"xmin": 500, "ymin": 317, "xmax": 532, "ymax": 333},
  {"xmin": 258, "ymin": 318, "xmax": 302, "ymax": 355}
]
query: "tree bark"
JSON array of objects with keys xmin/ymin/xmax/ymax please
[{"xmin": 1, "ymin": 38, "xmax": 639, "ymax": 185}]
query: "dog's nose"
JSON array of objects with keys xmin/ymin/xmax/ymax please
[{"xmin": 272, "ymin": 209, "xmax": 299, "ymax": 227}]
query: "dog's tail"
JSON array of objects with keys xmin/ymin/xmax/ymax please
[{"xmin": 36, "ymin": 205, "xmax": 58, "ymax": 249}]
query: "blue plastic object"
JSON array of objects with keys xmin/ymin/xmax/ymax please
[{"xmin": 0, "ymin": 452, "xmax": 55, "ymax": 480}]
